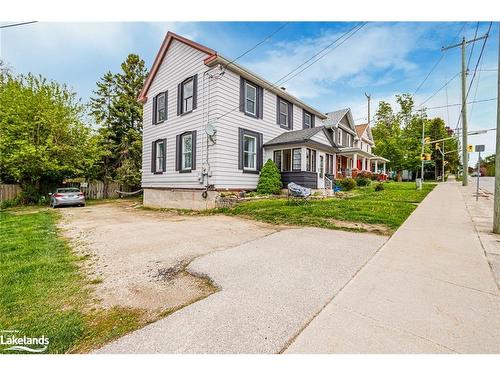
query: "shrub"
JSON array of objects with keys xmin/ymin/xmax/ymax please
[
  {"xmin": 356, "ymin": 177, "xmax": 371, "ymax": 187},
  {"xmin": 338, "ymin": 177, "xmax": 356, "ymax": 191},
  {"xmin": 371, "ymin": 173, "xmax": 380, "ymax": 181},
  {"xmin": 357, "ymin": 170, "xmax": 372, "ymax": 179},
  {"xmin": 374, "ymin": 183, "xmax": 385, "ymax": 191},
  {"xmin": 256, "ymin": 159, "xmax": 282, "ymax": 195}
]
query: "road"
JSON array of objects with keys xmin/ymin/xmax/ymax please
[{"xmin": 479, "ymin": 176, "xmax": 495, "ymax": 194}]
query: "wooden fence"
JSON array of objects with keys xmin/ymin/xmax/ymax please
[
  {"xmin": 0, "ymin": 184, "xmax": 22, "ymax": 202},
  {"xmin": 0, "ymin": 181, "xmax": 122, "ymax": 202}
]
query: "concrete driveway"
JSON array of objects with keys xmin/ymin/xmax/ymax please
[{"xmin": 96, "ymin": 227, "xmax": 387, "ymax": 353}]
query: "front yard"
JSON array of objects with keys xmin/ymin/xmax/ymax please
[{"xmin": 218, "ymin": 182, "xmax": 436, "ymax": 235}]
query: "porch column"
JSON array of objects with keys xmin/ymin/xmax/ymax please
[
  {"xmin": 363, "ymin": 158, "xmax": 367, "ymax": 171},
  {"xmin": 353, "ymin": 153, "xmax": 358, "ymax": 169},
  {"xmin": 383, "ymin": 162, "xmax": 386, "ymax": 175},
  {"xmin": 375, "ymin": 160, "xmax": 378, "ymax": 173}
]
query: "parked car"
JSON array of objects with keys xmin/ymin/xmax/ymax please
[{"xmin": 49, "ymin": 188, "xmax": 85, "ymax": 208}]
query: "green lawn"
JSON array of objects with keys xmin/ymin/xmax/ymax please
[
  {"xmin": 218, "ymin": 182, "xmax": 436, "ymax": 234},
  {"xmin": 0, "ymin": 208, "xmax": 144, "ymax": 353}
]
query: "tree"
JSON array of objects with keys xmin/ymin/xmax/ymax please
[
  {"xmin": 89, "ymin": 54, "xmax": 147, "ymax": 190},
  {"xmin": 256, "ymin": 159, "xmax": 282, "ymax": 195},
  {"xmin": 0, "ymin": 72, "xmax": 100, "ymax": 202},
  {"xmin": 481, "ymin": 154, "xmax": 495, "ymax": 176}
]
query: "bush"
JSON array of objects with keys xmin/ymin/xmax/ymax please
[
  {"xmin": 256, "ymin": 159, "xmax": 282, "ymax": 195},
  {"xmin": 374, "ymin": 183, "xmax": 385, "ymax": 191},
  {"xmin": 357, "ymin": 170, "xmax": 372, "ymax": 179},
  {"xmin": 338, "ymin": 178, "xmax": 356, "ymax": 191},
  {"xmin": 356, "ymin": 177, "xmax": 371, "ymax": 187},
  {"xmin": 371, "ymin": 173, "xmax": 380, "ymax": 181}
]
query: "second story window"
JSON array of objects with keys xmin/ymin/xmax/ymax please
[
  {"xmin": 303, "ymin": 110, "xmax": 314, "ymax": 129},
  {"xmin": 240, "ymin": 77, "xmax": 263, "ymax": 119},
  {"xmin": 245, "ymin": 82, "xmax": 257, "ymax": 116},
  {"xmin": 337, "ymin": 129, "xmax": 342, "ymax": 145},
  {"xmin": 277, "ymin": 97, "xmax": 293, "ymax": 129},
  {"xmin": 177, "ymin": 75, "xmax": 197, "ymax": 115},
  {"xmin": 153, "ymin": 92, "xmax": 167, "ymax": 124}
]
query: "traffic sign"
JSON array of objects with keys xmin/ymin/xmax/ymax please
[
  {"xmin": 467, "ymin": 144, "xmax": 474, "ymax": 152},
  {"xmin": 475, "ymin": 144, "xmax": 485, "ymax": 152}
]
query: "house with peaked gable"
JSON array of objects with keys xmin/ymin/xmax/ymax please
[{"xmin": 138, "ymin": 32, "xmax": 388, "ymax": 209}]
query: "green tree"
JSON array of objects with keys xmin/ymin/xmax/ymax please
[
  {"xmin": 0, "ymin": 72, "xmax": 99, "ymax": 202},
  {"xmin": 481, "ymin": 154, "xmax": 495, "ymax": 176},
  {"xmin": 89, "ymin": 54, "xmax": 147, "ymax": 190},
  {"xmin": 256, "ymin": 159, "xmax": 282, "ymax": 195}
]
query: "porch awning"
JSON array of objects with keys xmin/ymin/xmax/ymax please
[
  {"xmin": 337, "ymin": 147, "xmax": 373, "ymax": 158},
  {"xmin": 370, "ymin": 155, "xmax": 390, "ymax": 162}
]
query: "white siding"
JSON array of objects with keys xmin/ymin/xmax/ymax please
[
  {"xmin": 310, "ymin": 130, "xmax": 332, "ymax": 147},
  {"xmin": 210, "ymin": 68, "xmax": 318, "ymax": 189},
  {"xmin": 142, "ymin": 40, "xmax": 212, "ymax": 189}
]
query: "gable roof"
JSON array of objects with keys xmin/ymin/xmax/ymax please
[
  {"xmin": 138, "ymin": 32, "xmax": 217, "ymax": 103},
  {"xmin": 139, "ymin": 32, "xmax": 327, "ymax": 119},
  {"xmin": 324, "ymin": 108, "xmax": 357, "ymax": 134},
  {"xmin": 355, "ymin": 124, "xmax": 369, "ymax": 138},
  {"xmin": 264, "ymin": 126, "xmax": 338, "ymax": 149}
]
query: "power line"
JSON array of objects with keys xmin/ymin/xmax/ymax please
[
  {"xmin": 466, "ymin": 22, "xmax": 480, "ymax": 72},
  {"xmin": 425, "ymin": 98, "xmax": 496, "ymax": 110},
  {"xmin": 0, "ymin": 21, "xmax": 37, "ymax": 29},
  {"xmin": 214, "ymin": 23, "xmax": 367, "ymax": 123},
  {"xmin": 278, "ymin": 23, "xmax": 367, "ymax": 87},
  {"xmin": 412, "ymin": 22, "xmax": 467, "ymax": 97},
  {"xmin": 275, "ymin": 22, "xmax": 366, "ymax": 86},
  {"xmin": 417, "ymin": 71, "xmax": 461, "ymax": 108},
  {"xmin": 223, "ymin": 22, "xmax": 289, "ymax": 70}
]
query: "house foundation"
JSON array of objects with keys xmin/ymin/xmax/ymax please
[{"xmin": 143, "ymin": 188, "xmax": 219, "ymax": 210}]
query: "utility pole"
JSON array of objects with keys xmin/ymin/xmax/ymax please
[
  {"xmin": 442, "ymin": 33, "xmax": 488, "ymax": 186},
  {"xmin": 365, "ymin": 92, "xmax": 371, "ymax": 126},
  {"xmin": 494, "ymin": 25, "xmax": 500, "ymax": 234}
]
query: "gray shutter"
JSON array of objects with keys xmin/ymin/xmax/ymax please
[
  {"xmin": 192, "ymin": 74, "xmax": 198, "ymax": 110},
  {"xmin": 175, "ymin": 134, "xmax": 181, "ymax": 171},
  {"xmin": 152, "ymin": 95, "xmax": 157, "ymax": 124},
  {"xmin": 311, "ymin": 114, "xmax": 315, "ymax": 128},
  {"xmin": 288, "ymin": 102, "xmax": 293, "ymax": 130},
  {"xmin": 257, "ymin": 133, "xmax": 263, "ymax": 170},
  {"xmin": 164, "ymin": 91, "xmax": 168, "ymax": 121},
  {"xmin": 177, "ymin": 83, "xmax": 182, "ymax": 115},
  {"xmin": 238, "ymin": 128, "xmax": 244, "ymax": 170},
  {"xmin": 257, "ymin": 86, "xmax": 263, "ymax": 119},
  {"xmin": 151, "ymin": 141, "xmax": 156, "ymax": 173},
  {"xmin": 162, "ymin": 138, "xmax": 167, "ymax": 172},
  {"xmin": 191, "ymin": 131, "xmax": 197, "ymax": 170},
  {"xmin": 276, "ymin": 96, "xmax": 280, "ymax": 125},
  {"xmin": 302, "ymin": 110, "xmax": 306, "ymax": 129},
  {"xmin": 239, "ymin": 77, "xmax": 245, "ymax": 112}
]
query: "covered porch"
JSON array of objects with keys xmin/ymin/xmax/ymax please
[{"xmin": 336, "ymin": 148, "xmax": 389, "ymax": 179}]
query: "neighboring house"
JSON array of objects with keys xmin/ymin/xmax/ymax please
[
  {"xmin": 323, "ymin": 108, "xmax": 389, "ymax": 178},
  {"xmin": 139, "ymin": 32, "xmax": 388, "ymax": 209}
]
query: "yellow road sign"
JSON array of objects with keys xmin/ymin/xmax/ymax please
[{"xmin": 467, "ymin": 144, "xmax": 473, "ymax": 152}]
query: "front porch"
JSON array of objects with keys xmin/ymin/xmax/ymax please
[{"xmin": 336, "ymin": 148, "xmax": 389, "ymax": 179}]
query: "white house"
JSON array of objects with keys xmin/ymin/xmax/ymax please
[{"xmin": 139, "ymin": 32, "xmax": 388, "ymax": 209}]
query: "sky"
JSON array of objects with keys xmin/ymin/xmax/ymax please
[{"xmin": 0, "ymin": 21, "xmax": 498, "ymax": 165}]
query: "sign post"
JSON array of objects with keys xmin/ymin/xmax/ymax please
[{"xmin": 475, "ymin": 145, "xmax": 485, "ymax": 201}]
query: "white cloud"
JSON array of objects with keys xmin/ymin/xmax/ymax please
[{"xmin": 246, "ymin": 23, "xmax": 428, "ymax": 100}]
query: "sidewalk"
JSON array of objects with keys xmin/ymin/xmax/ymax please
[{"xmin": 286, "ymin": 182, "xmax": 500, "ymax": 353}]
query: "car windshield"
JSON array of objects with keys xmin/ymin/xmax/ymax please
[{"xmin": 56, "ymin": 188, "xmax": 80, "ymax": 193}]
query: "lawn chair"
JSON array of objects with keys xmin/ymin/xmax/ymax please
[{"xmin": 287, "ymin": 182, "xmax": 312, "ymax": 205}]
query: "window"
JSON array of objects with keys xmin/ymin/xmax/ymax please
[
  {"xmin": 292, "ymin": 148, "xmax": 301, "ymax": 171},
  {"xmin": 319, "ymin": 156, "xmax": 324, "ymax": 178},
  {"xmin": 337, "ymin": 129, "xmax": 342, "ymax": 144},
  {"xmin": 325, "ymin": 153, "xmax": 334, "ymax": 175},
  {"xmin": 176, "ymin": 131, "xmax": 196, "ymax": 172},
  {"xmin": 238, "ymin": 128, "xmax": 262, "ymax": 173},
  {"xmin": 273, "ymin": 150, "xmax": 282, "ymax": 171},
  {"xmin": 303, "ymin": 110, "xmax": 314, "ymax": 129},
  {"xmin": 178, "ymin": 75, "xmax": 197, "ymax": 115},
  {"xmin": 283, "ymin": 149, "xmax": 291, "ymax": 172},
  {"xmin": 151, "ymin": 139, "xmax": 166, "ymax": 173},
  {"xmin": 154, "ymin": 92, "xmax": 167, "ymax": 124},
  {"xmin": 243, "ymin": 135, "xmax": 257, "ymax": 170},
  {"xmin": 181, "ymin": 133, "xmax": 193, "ymax": 171},
  {"xmin": 277, "ymin": 97, "xmax": 293, "ymax": 129},
  {"xmin": 245, "ymin": 82, "xmax": 257, "ymax": 116},
  {"xmin": 240, "ymin": 77, "xmax": 263, "ymax": 119},
  {"xmin": 306, "ymin": 148, "xmax": 316, "ymax": 172}
]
